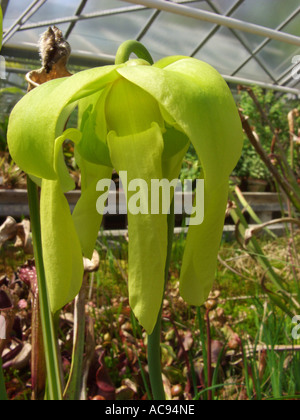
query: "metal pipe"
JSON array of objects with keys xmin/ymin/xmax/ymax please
[
  {"xmin": 136, "ymin": 0, "xmax": 199, "ymax": 41},
  {"xmin": 17, "ymin": 0, "xmax": 197, "ymax": 32},
  {"xmin": 122, "ymin": 0, "xmax": 300, "ymax": 46},
  {"xmin": 223, "ymin": 74, "xmax": 300, "ymax": 96},
  {"xmin": 3, "ymin": 50, "xmax": 298, "ymax": 95},
  {"xmin": 2, "ymin": 0, "xmax": 47, "ymax": 44},
  {"xmin": 16, "ymin": 5, "xmax": 147, "ymax": 30},
  {"xmin": 199, "ymin": 0, "xmax": 276, "ymax": 83},
  {"xmin": 230, "ymin": 6, "xmax": 300, "ymax": 77},
  {"xmin": 191, "ymin": 0, "xmax": 244, "ymax": 57},
  {"xmin": 64, "ymin": 0, "xmax": 89, "ymax": 39},
  {"xmin": 136, "ymin": 9, "xmax": 161, "ymax": 41}
]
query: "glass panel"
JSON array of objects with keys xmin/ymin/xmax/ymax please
[
  {"xmin": 3, "ymin": 0, "xmax": 32, "ymax": 31},
  {"xmin": 80, "ymin": 0, "xmax": 130, "ymax": 13},
  {"xmin": 194, "ymin": 27, "xmax": 250, "ymax": 75},
  {"xmin": 209, "ymin": 0, "xmax": 240, "ymax": 14},
  {"xmin": 26, "ymin": 0, "xmax": 82, "ymax": 22},
  {"xmin": 234, "ymin": 58, "xmax": 274, "ymax": 83},
  {"xmin": 141, "ymin": 2, "xmax": 215, "ymax": 60},
  {"xmin": 232, "ymin": 0, "xmax": 300, "ymax": 28},
  {"xmin": 2, "ymin": 0, "xmax": 300, "ymax": 91},
  {"xmin": 68, "ymin": 10, "xmax": 154, "ymax": 58},
  {"xmin": 231, "ymin": 0, "xmax": 300, "ymax": 49},
  {"xmin": 257, "ymin": 16, "xmax": 300, "ymax": 78},
  {"xmin": 3, "ymin": 0, "xmax": 33, "ymax": 29}
]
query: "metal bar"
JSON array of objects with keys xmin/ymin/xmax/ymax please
[
  {"xmin": 0, "ymin": 78, "xmax": 26, "ymax": 90},
  {"xmin": 121, "ymin": 0, "xmax": 300, "ymax": 46},
  {"xmin": 228, "ymin": 34, "xmax": 276, "ymax": 83},
  {"xmin": 4, "ymin": 51, "xmax": 298, "ymax": 95},
  {"xmin": 17, "ymin": 0, "xmax": 198, "ymax": 32},
  {"xmin": 2, "ymin": 0, "xmax": 47, "ymax": 44},
  {"xmin": 17, "ymin": 5, "xmax": 148, "ymax": 30},
  {"xmin": 5, "ymin": 66, "xmax": 29, "ymax": 74},
  {"xmin": 3, "ymin": 0, "xmax": 43, "ymax": 34},
  {"xmin": 64, "ymin": 0, "xmax": 89, "ymax": 40},
  {"xmin": 231, "ymin": 6, "xmax": 300, "ymax": 77},
  {"xmin": 1, "ymin": 43, "xmax": 116, "ymax": 67},
  {"xmin": 224, "ymin": 74, "xmax": 300, "ymax": 95},
  {"xmin": 191, "ymin": 0, "xmax": 244, "ymax": 57},
  {"xmin": 197, "ymin": 0, "xmax": 276, "ymax": 83},
  {"xmin": 136, "ymin": 9, "xmax": 161, "ymax": 41},
  {"xmin": 136, "ymin": 0, "xmax": 200, "ymax": 41}
]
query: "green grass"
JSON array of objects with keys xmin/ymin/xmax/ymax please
[
  {"xmin": 1, "ymin": 231, "xmax": 299, "ymax": 400},
  {"xmin": 90, "ymin": 232, "xmax": 300, "ymax": 400}
]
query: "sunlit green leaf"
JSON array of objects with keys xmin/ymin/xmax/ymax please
[{"xmin": 7, "ymin": 51, "xmax": 243, "ymax": 330}]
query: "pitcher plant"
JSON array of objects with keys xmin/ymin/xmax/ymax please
[{"xmin": 7, "ymin": 39, "xmax": 243, "ymax": 399}]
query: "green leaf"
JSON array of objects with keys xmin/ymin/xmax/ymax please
[
  {"xmin": 117, "ymin": 57, "xmax": 244, "ymax": 307},
  {"xmin": 180, "ymin": 181, "xmax": 229, "ymax": 304},
  {"xmin": 72, "ymin": 162, "xmax": 113, "ymax": 259},
  {"xmin": 0, "ymin": 87, "xmax": 24, "ymax": 95},
  {"xmin": 76, "ymin": 87, "xmax": 112, "ymax": 167},
  {"xmin": 105, "ymin": 76, "xmax": 164, "ymax": 136},
  {"xmin": 162, "ymin": 125, "xmax": 189, "ymax": 181},
  {"xmin": 7, "ymin": 52, "xmax": 243, "ymax": 327},
  {"xmin": 54, "ymin": 128, "xmax": 82, "ymax": 192},
  {"xmin": 107, "ymin": 123, "xmax": 168, "ymax": 334},
  {"xmin": 40, "ymin": 179, "xmax": 84, "ymax": 313},
  {"xmin": 7, "ymin": 66, "xmax": 121, "ymax": 180},
  {"xmin": 0, "ymin": 5, "xmax": 3, "ymax": 51}
]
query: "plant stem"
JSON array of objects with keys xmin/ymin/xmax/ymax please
[
  {"xmin": 64, "ymin": 273, "xmax": 88, "ymax": 400},
  {"xmin": 115, "ymin": 40, "xmax": 154, "ymax": 65},
  {"xmin": 31, "ymin": 284, "xmax": 46, "ymax": 400},
  {"xmin": 27, "ymin": 177, "xmax": 63, "ymax": 400},
  {"xmin": 147, "ymin": 308, "xmax": 165, "ymax": 400},
  {"xmin": 205, "ymin": 308, "xmax": 212, "ymax": 401},
  {"xmin": 197, "ymin": 307, "xmax": 208, "ymax": 399},
  {"xmin": 147, "ymin": 200, "xmax": 175, "ymax": 400},
  {"xmin": 0, "ymin": 357, "xmax": 8, "ymax": 401}
]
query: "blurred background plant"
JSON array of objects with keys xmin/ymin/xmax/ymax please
[
  {"xmin": 179, "ymin": 87, "xmax": 300, "ymax": 193},
  {"xmin": 0, "ymin": 116, "xmax": 9, "ymax": 153},
  {"xmin": 0, "ymin": 88, "xmax": 26, "ymax": 189},
  {"xmin": 234, "ymin": 86, "xmax": 300, "ymax": 192}
]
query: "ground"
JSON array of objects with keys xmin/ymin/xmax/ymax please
[{"xmin": 0, "ymin": 230, "xmax": 299, "ymax": 400}]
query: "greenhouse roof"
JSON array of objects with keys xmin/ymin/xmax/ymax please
[{"xmin": 0, "ymin": 0, "xmax": 300, "ymax": 96}]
